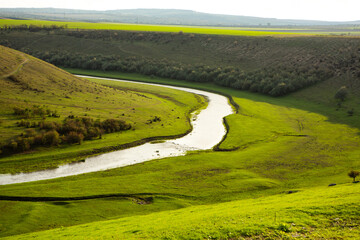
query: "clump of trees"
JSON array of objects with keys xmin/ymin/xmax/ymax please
[
  {"xmin": 147, "ymin": 116, "xmax": 161, "ymax": 124},
  {"xmin": 13, "ymin": 105, "xmax": 60, "ymax": 119},
  {"xmin": 24, "ymin": 50, "xmax": 334, "ymax": 96},
  {"xmin": 0, "ymin": 116, "xmax": 131, "ymax": 155}
]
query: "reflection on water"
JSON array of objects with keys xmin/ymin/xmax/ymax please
[{"xmin": 0, "ymin": 77, "xmax": 233, "ymax": 185}]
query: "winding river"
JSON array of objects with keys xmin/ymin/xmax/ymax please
[{"xmin": 0, "ymin": 76, "xmax": 233, "ymax": 185}]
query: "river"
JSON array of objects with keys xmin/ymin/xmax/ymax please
[{"xmin": 0, "ymin": 76, "xmax": 233, "ymax": 185}]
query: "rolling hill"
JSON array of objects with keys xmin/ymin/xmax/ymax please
[
  {"xmin": 1, "ymin": 27, "xmax": 359, "ymax": 97},
  {"xmin": 0, "ymin": 45, "xmax": 205, "ymax": 173}
]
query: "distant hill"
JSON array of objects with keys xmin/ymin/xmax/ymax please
[{"xmin": 1, "ymin": 8, "xmax": 360, "ymax": 26}]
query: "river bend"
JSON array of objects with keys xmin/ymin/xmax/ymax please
[{"xmin": 0, "ymin": 76, "xmax": 233, "ymax": 185}]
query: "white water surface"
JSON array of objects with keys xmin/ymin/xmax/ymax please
[{"xmin": 0, "ymin": 76, "xmax": 233, "ymax": 185}]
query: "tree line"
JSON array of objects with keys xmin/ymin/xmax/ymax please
[
  {"xmin": 27, "ymin": 50, "xmax": 333, "ymax": 96},
  {"xmin": 0, "ymin": 24, "xmax": 68, "ymax": 32}
]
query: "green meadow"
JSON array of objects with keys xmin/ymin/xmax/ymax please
[
  {"xmin": 0, "ymin": 68, "xmax": 359, "ymax": 238},
  {"xmin": 3, "ymin": 184, "xmax": 359, "ymax": 239}
]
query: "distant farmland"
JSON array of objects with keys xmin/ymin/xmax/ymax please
[{"xmin": 0, "ymin": 19, "xmax": 311, "ymax": 36}]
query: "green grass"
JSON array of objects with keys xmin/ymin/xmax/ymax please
[
  {"xmin": 0, "ymin": 69, "xmax": 359, "ymax": 238},
  {"xmin": 0, "ymin": 47, "xmax": 206, "ymax": 173},
  {"xmin": 0, "ymin": 19, "xmax": 306, "ymax": 36},
  {"xmin": 3, "ymin": 183, "xmax": 360, "ymax": 239}
]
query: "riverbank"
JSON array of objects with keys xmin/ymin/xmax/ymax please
[
  {"xmin": 0, "ymin": 70, "xmax": 206, "ymax": 174},
  {"xmin": 0, "ymin": 76, "xmax": 233, "ymax": 185}
]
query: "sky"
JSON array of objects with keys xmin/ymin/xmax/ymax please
[{"xmin": 0, "ymin": 0, "xmax": 359, "ymax": 22}]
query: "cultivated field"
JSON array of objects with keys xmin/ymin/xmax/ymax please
[{"xmin": 0, "ymin": 19, "xmax": 315, "ymax": 36}]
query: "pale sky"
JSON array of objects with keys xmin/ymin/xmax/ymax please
[{"xmin": 0, "ymin": 0, "xmax": 359, "ymax": 22}]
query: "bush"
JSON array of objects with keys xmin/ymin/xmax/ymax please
[
  {"xmin": 66, "ymin": 131, "xmax": 84, "ymax": 145},
  {"xmin": 101, "ymin": 119, "xmax": 131, "ymax": 133},
  {"xmin": 42, "ymin": 130, "xmax": 61, "ymax": 146},
  {"xmin": 24, "ymin": 129, "xmax": 36, "ymax": 137},
  {"xmin": 335, "ymin": 86, "xmax": 348, "ymax": 101},
  {"xmin": 277, "ymin": 223, "xmax": 291, "ymax": 233},
  {"xmin": 86, "ymin": 127, "xmax": 102, "ymax": 139}
]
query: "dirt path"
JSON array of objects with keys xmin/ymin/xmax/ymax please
[{"xmin": 0, "ymin": 54, "xmax": 29, "ymax": 79}]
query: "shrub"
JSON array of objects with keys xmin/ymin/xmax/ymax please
[
  {"xmin": 277, "ymin": 223, "xmax": 291, "ymax": 233},
  {"xmin": 86, "ymin": 127, "xmax": 102, "ymax": 139},
  {"xmin": 66, "ymin": 131, "xmax": 84, "ymax": 145},
  {"xmin": 334, "ymin": 86, "xmax": 348, "ymax": 101},
  {"xmin": 42, "ymin": 130, "xmax": 61, "ymax": 146},
  {"xmin": 101, "ymin": 119, "xmax": 131, "ymax": 133},
  {"xmin": 39, "ymin": 121, "xmax": 57, "ymax": 130},
  {"xmin": 9, "ymin": 141, "xmax": 18, "ymax": 151},
  {"xmin": 24, "ymin": 129, "xmax": 36, "ymax": 137},
  {"xmin": 16, "ymin": 137, "xmax": 32, "ymax": 151}
]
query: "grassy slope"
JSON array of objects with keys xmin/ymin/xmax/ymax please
[
  {"xmin": 3, "ymin": 183, "xmax": 360, "ymax": 239},
  {"xmin": 1, "ymin": 29, "xmax": 359, "ymax": 76},
  {"xmin": 0, "ymin": 47, "xmax": 205, "ymax": 173},
  {"xmin": 0, "ymin": 19, "xmax": 302, "ymax": 36},
  {"xmin": 0, "ymin": 70, "xmax": 359, "ymax": 238}
]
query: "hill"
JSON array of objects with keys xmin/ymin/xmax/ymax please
[
  {"xmin": 1, "ymin": 8, "xmax": 360, "ymax": 26},
  {"xmin": 0, "ymin": 46, "xmax": 205, "ymax": 173},
  {"xmin": 1, "ymin": 27, "xmax": 359, "ymax": 97}
]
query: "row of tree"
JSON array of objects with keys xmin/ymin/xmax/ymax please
[
  {"xmin": 0, "ymin": 24, "xmax": 68, "ymax": 32},
  {"xmin": 28, "ymin": 50, "xmax": 334, "ymax": 96},
  {"xmin": 13, "ymin": 105, "xmax": 60, "ymax": 119},
  {"xmin": 0, "ymin": 116, "xmax": 131, "ymax": 154}
]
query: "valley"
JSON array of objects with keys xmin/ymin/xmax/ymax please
[{"xmin": 0, "ymin": 14, "xmax": 359, "ymax": 239}]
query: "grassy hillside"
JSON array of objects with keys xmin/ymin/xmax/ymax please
[
  {"xmin": 1, "ymin": 27, "xmax": 359, "ymax": 97},
  {"xmin": 3, "ymin": 183, "xmax": 359, "ymax": 239},
  {"xmin": 0, "ymin": 46, "xmax": 205, "ymax": 173}
]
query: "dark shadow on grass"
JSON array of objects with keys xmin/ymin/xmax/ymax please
[{"xmin": 0, "ymin": 192, "xmax": 198, "ymax": 202}]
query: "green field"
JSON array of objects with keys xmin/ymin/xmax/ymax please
[
  {"xmin": 3, "ymin": 184, "xmax": 359, "ymax": 239},
  {"xmin": 0, "ymin": 19, "xmax": 306, "ymax": 36},
  {"xmin": 0, "ymin": 68, "xmax": 359, "ymax": 239}
]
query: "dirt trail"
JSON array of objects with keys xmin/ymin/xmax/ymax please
[{"xmin": 0, "ymin": 54, "xmax": 29, "ymax": 79}]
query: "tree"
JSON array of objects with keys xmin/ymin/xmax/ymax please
[
  {"xmin": 66, "ymin": 131, "xmax": 84, "ymax": 145},
  {"xmin": 42, "ymin": 130, "xmax": 60, "ymax": 146},
  {"xmin": 348, "ymin": 170, "xmax": 360, "ymax": 182},
  {"xmin": 334, "ymin": 86, "xmax": 348, "ymax": 102}
]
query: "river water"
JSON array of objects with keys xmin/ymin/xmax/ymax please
[{"xmin": 0, "ymin": 76, "xmax": 233, "ymax": 185}]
